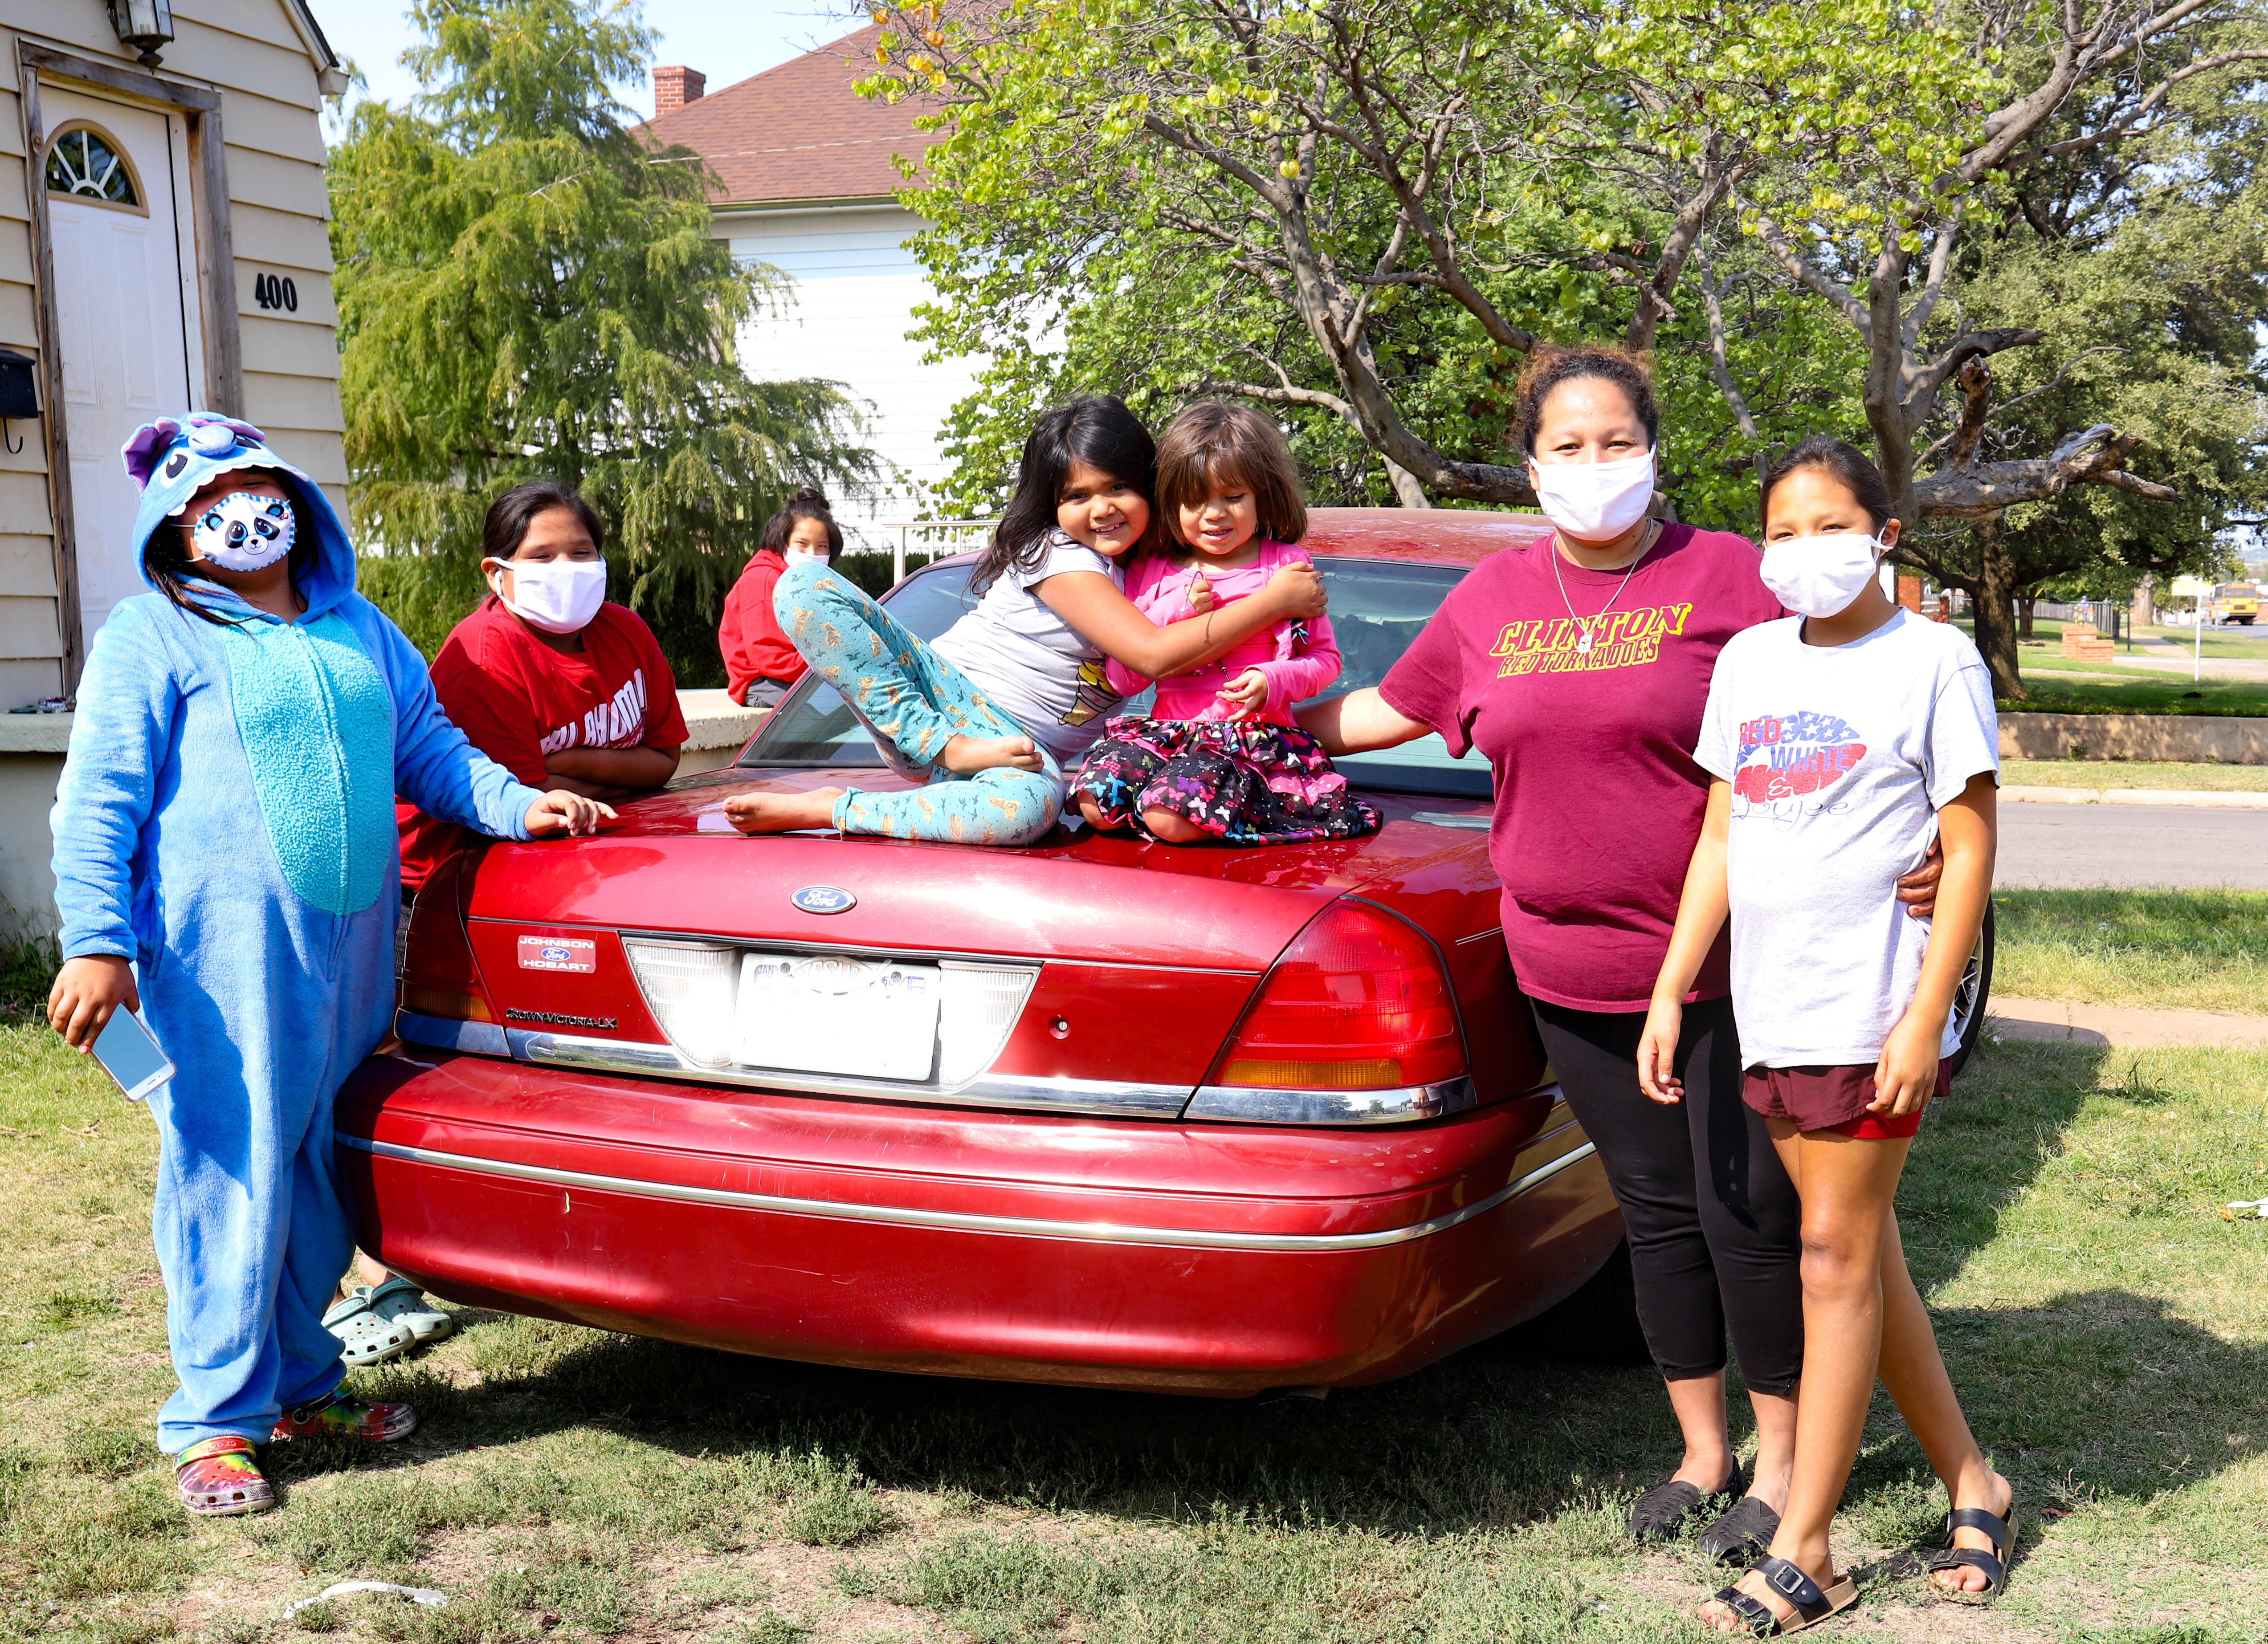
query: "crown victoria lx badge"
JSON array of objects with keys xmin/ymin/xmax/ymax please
[{"xmin": 791, "ymin": 885, "xmax": 856, "ymax": 915}]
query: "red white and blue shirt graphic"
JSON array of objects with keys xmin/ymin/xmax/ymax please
[{"xmin": 1730, "ymin": 709, "xmax": 1869, "ymax": 814}]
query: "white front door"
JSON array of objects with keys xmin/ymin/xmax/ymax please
[{"xmin": 43, "ymin": 85, "xmax": 202, "ymax": 644}]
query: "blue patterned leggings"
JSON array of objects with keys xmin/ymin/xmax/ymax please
[{"xmin": 773, "ymin": 561, "xmax": 1062, "ymax": 846}]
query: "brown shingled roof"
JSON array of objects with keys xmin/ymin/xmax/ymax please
[{"xmin": 637, "ymin": 24, "xmax": 941, "ymax": 206}]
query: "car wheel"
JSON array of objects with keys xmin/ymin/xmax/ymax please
[
  {"xmin": 1528, "ymin": 1240, "xmax": 1652, "ymax": 1367},
  {"xmin": 1946, "ymin": 903, "xmax": 1996, "ymax": 1079}
]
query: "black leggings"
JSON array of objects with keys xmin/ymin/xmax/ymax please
[{"xmin": 1533, "ymin": 997, "xmax": 1803, "ymax": 1395}]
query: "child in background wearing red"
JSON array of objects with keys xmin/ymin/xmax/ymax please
[
  {"xmin": 396, "ymin": 481, "xmax": 686, "ymax": 899},
  {"xmin": 718, "ymin": 487, "xmax": 841, "ymax": 708}
]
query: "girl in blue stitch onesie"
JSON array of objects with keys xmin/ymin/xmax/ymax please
[{"xmin": 45, "ymin": 413, "xmax": 611, "ymax": 1518}]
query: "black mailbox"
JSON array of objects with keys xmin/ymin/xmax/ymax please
[{"xmin": 0, "ymin": 347, "xmax": 35, "ymax": 419}]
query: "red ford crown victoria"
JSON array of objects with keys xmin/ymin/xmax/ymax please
[{"xmin": 339, "ymin": 509, "xmax": 1989, "ymax": 1396}]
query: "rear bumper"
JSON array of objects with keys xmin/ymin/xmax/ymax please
[{"xmin": 336, "ymin": 1049, "xmax": 1620, "ymax": 1394}]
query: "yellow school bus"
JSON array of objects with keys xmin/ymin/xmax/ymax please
[{"xmin": 2209, "ymin": 582, "xmax": 2260, "ymax": 625}]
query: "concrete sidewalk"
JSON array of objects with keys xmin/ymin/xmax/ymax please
[
  {"xmin": 1988, "ymin": 995, "xmax": 2268, "ymax": 1050},
  {"xmin": 2003, "ymin": 784, "xmax": 2268, "ymax": 809}
]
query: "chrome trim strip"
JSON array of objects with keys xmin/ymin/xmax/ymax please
[
  {"xmin": 335, "ymin": 1131, "xmax": 1601, "ymax": 1252},
  {"xmin": 505, "ymin": 1030, "xmax": 1191, "ymax": 1119},
  {"xmin": 1183, "ymin": 1075, "xmax": 1477, "ymax": 1126},
  {"xmin": 517, "ymin": 923, "xmax": 1260, "ymax": 978},
  {"xmin": 507, "ymin": 1030, "xmax": 680, "ymax": 1073},
  {"xmin": 397, "ymin": 1011, "xmax": 509, "ymax": 1058}
]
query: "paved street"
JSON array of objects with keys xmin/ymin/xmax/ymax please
[{"xmin": 1999, "ymin": 800, "xmax": 2268, "ymax": 888}]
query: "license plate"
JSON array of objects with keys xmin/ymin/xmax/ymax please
[{"xmin": 734, "ymin": 951, "xmax": 939, "ymax": 1081}]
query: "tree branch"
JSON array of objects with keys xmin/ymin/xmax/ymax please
[
  {"xmin": 1697, "ymin": 265, "xmax": 1760, "ymax": 444},
  {"xmin": 1913, "ymin": 423, "xmax": 2178, "ymax": 515},
  {"xmin": 1903, "ymin": 326, "xmax": 2047, "ymax": 431},
  {"xmin": 1744, "ymin": 206, "xmax": 1868, "ymax": 332},
  {"xmin": 2009, "ymin": 49, "xmax": 2268, "ymax": 163}
]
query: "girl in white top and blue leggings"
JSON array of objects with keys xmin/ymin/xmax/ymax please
[{"xmin": 725, "ymin": 397, "xmax": 1326, "ymax": 845}]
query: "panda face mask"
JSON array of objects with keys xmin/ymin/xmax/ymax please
[{"xmin": 189, "ymin": 490, "xmax": 296, "ymax": 572}]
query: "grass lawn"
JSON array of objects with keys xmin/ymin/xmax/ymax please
[
  {"xmin": 1998, "ymin": 674, "xmax": 2268, "ymax": 718},
  {"xmin": 1947, "ymin": 622, "xmax": 2268, "ymax": 714},
  {"xmin": 2008, "ymin": 619, "xmax": 2268, "ymax": 665},
  {"xmin": 1992, "ymin": 889, "xmax": 2268, "ymax": 1014},
  {"xmin": 7, "ymin": 995, "xmax": 2268, "ymax": 1642},
  {"xmin": 2001, "ymin": 760, "xmax": 2268, "ymax": 792}
]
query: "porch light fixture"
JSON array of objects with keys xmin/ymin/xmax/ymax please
[{"xmin": 106, "ymin": 0, "xmax": 175, "ymax": 68}]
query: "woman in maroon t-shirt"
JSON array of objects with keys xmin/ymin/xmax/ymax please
[{"xmin": 1304, "ymin": 349, "xmax": 1931, "ymax": 1561}]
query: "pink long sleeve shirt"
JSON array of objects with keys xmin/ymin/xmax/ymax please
[{"xmin": 1105, "ymin": 541, "xmax": 1343, "ymax": 725}]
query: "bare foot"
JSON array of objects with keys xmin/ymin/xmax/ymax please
[
  {"xmin": 1140, "ymin": 808, "xmax": 1210, "ymax": 844},
  {"xmin": 939, "ymin": 734, "xmax": 1042, "ymax": 776},
  {"xmin": 1930, "ymin": 1469, "xmax": 2014, "ymax": 1595},
  {"xmin": 723, "ymin": 789, "xmax": 843, "ymax": 834},
  {"xmin": 1076, "ymin": 795, "xmax": 1126, "ymax": 832}
]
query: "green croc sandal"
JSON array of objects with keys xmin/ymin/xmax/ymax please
[
  {"xmin": 322, "ymin": 1291, "xmax": 416, "ymax": 1366},
  {"xmin": 358, "ymin": 1276, "xmax": 455, "ymax": 1345}
]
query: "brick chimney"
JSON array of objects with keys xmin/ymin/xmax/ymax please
[{"xmin": 653, "ymin": 65, "xmax": 706, "ymax": 115}]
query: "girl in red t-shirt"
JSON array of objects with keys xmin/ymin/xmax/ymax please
[
  {"xmin": 718, "ymin": 488, "xmax": 842, "ymax": 708},
  {"xmin": 395, "ymin": 482, "xmax": 688, "ymax": 895}
]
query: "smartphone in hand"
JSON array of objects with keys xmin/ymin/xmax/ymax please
[{"xmin": 91, "ymin": 1005, "xmax": 174, "ymax": 1102}]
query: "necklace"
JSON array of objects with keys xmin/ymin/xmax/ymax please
[{"xmin": 1551, "ymin": 520, "xmax": 1656, "ymax": 655}]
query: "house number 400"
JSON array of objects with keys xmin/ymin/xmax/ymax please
[{"xmin": 253, "ymin": 273, "xmax": 299, "ymax": 312}]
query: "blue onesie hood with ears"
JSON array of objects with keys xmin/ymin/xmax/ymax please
[{"xmin": 122, "ymin": 412, "xmax": 358, "ymax": 620}]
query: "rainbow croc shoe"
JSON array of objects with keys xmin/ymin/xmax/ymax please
[
  {"xmin": 270, "ymin": 1392, "xmax": 418, "ymax": 1444},
  {"xmin": 175, "ymin": 1435, "xmax": 275, "ymax": 1516}
]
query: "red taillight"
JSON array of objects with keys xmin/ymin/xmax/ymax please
[
  {"xmin": 398, "ymin": 845, "xmax": 496, "ymax": 1024},
  {"xmin": 1211, "ymin": 902, "xmax": 1465, "ymax": 1090}
]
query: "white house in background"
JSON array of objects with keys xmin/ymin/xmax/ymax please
[{"xmin": 640, "ymin": 28, "xmax": 975, "ymax": 542}]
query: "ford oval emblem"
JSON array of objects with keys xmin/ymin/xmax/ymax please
[{"xmin": 790, "ymin": 884, "xmax": 855, "ymax": 915}]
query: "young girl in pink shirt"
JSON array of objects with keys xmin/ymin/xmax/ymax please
[{"xmin": 1072, "ymin": 402, "xmax": 1377, "ymax": 844}]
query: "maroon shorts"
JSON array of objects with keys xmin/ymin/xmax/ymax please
[{"xmin": 1742, "ymin": 1059, "xmax": 1953, "ymax": 1139}]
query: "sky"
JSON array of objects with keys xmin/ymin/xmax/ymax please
[{"xmin": 304, "ymin": 0, "xmax": 863, "ymax": 123}]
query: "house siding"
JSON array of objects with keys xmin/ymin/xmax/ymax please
[
  {"xmin": 0, "ymin": 0, "xmax": 345, "ymax": 710},
  {"xmin": 723, "ymin": 203, "xmax": 980, "ymax": 541}
]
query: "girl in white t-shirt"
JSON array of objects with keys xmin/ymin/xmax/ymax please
[
  {"xmin": 725, "ymin": 397, "xmax": 1326, "ymax": 844},
  {"xmin": 1638, "ymin": 439, "xmax": 2012, "ymax": 1632}
]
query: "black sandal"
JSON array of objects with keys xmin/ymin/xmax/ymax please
[
  {"xmin": 1709, "ymin": 1554, "xmax": 1858, "ymax": 1636},
  {"xmin": 1923, "ymin": 1504, "xmax": 2017, "ymax": 1603},
  {"xmin": 1697, "ymin": 1493, "xmax": 1781, "ymax": 1565},
  {"xmin": 1628, "ymin": 1463, "xmax": 1744, "ymax": 1543}
]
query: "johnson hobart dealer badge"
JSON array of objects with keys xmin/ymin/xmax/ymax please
[{"xmin": 790, "ymin": 885, "xmax": 856, "ymax": 915}]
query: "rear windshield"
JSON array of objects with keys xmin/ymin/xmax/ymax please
[{"xmin": 740, "ymin": 557, "xmax": 1488, "ymax": 799}]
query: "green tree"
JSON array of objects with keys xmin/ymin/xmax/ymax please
[
  {"xmin": 1853, "ymin": 18, "xmax": 2268, "ymax": 694},
  {"xmin": 864, "ymin": 0, "xmax": 1989, "ymax": 511},
  {"xmin": 1717, "ymin": 0, "xmax": 2268, "ymax": 688},
  {"xmin": 330, "ymin": 0, "xmax": 877, "ymax": 683}
]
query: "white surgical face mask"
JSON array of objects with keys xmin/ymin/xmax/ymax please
[
  {"xmin": 495, "ymin": 557, "xmax": 607, "ymax": 635},
  {"xmin": 1531, "ymin": 450, "xmax": 1656, "ymax": 541},
  {"xmin": 1760, "ymin": 533, "xmax": 1884, "ymax": 619},
  {"xmin": 783, "ymin": 546, "xmax": 827, "ymax": 567},
  {"xmin": 190, "ymin": 490, "xmax": 295, "ymax": 572}
]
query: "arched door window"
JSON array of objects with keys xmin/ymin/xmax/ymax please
[{"xmin": 44, "ymin": 123, "xmax": 145, "ymax": 212}]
